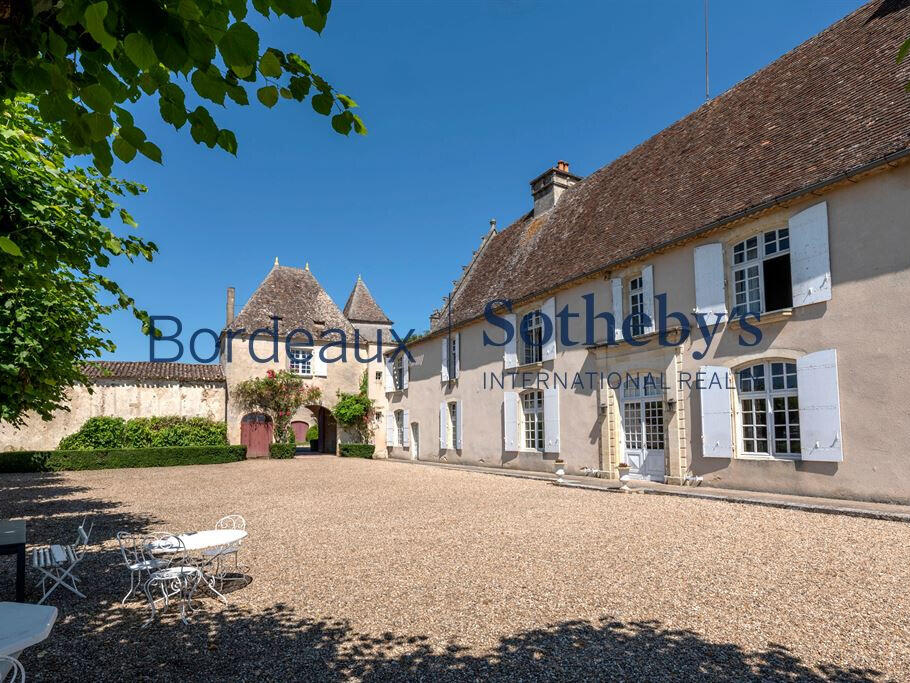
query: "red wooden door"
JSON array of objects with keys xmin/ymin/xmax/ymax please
[
  {"xmin": 291, "ymin": 421, "xmax": 309, "ymax": 444},
  {"xmin": 241, "ymin": 413, "xmax": 273, "ymax": 457}
]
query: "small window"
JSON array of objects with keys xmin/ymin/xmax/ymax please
[
  {"xmin": 521, "ymin": 310, "xmax": 543, "ymax": 365},
  {"xmin": 392, "ymin": 355, "xmax": 404, "ymax": 391},
  {"xmin": 521, "ymin": 390, "xmax": 544, "ymax": 451},
  {"xmin": 289, "ymin": 348, "xmax": 312, "ymax": 376},
  {"xmin": 395, "ymin": 410, "xmax": 405, "ymax": 447},
  {"xmin": 448, "ymin": 402, "xmax": 458, "ymax": 448},
  {"xmin": 737, "ymin": 360, "xmax": 800, "ymax": 458},
  {"xmin": 449, "ymin": 336, "xmax": 458, "ymax": 377},
  {"xmin": 732, "ymin": 228, "xmax": 792, "ymax": 316},
  {"xmin": 628, "ymin": 275, "xmax": 646, "ymax": 337}
]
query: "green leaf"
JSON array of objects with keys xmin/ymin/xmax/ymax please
[
  {"xmin": 119, "ymin": 209, "xmax": 138, "ymax": 228},
  {"xmin": 217, "ymin": 129, "xmax": 238, "ymax": 155},
  {"xmin": 47, "ymin": 30, "xmax": 68, "ymax": 59},
  {"xmin": 0, "ymin": 236, "xmax": 22, "ymax": 257},
  {"xmin": 258, "ymin": 51, "xmax": 282, "ymax": 78},
  {"xmin": 337, "ymin": 93, "xmax": 357, "ymax": 109},
  {"xmin": 311, "ymin": 92, "xmax": 333, "ymax": 115},
  {"xmin": 112, "ymin": 135, "xmax": 137, "ymax": 162},
  {"xmin": 226, "ymin": 0, "xmax": 248, "ymax": 21},
  {"xmin": 225, "ymin": 83, "xmax": 249, "ymax": 105},
  {"xmin": 288, "ymin": 75, "xmax": 311, "ymax": 100},
  {"xmin": 91, "ymin": 140, "xmax": 114, "ymax": 175},
  {"xmin": 899, "ymin": 38, "xmax": 910, "ymax": 64},
  {"xmin": 84, "ymin": 112, "xmax": 114, "ymax": 141},
  {"xmin": 139, "ymin": 141, "xmax": 162, "ymax": 163},
  {"xmin": 257, "ymin": 85, "xmax": 278, "ymax": 108},
  {"xmin": 351, "ymin": 113, "xmax": 367, "ymax": 135},
  {"xmin": 331, "ymin": 111, "xmax": 352, "ymax": 135},
  {"xmin": 188, "ymin": 106, "xmax": 218, "ymax": 147},
  {"xmin": 84, "ymin": 2, "xmax": 117, "ymax": 53},
  {"xmin": 219, "ymin": 22, "xmax": 260, "ymax": 78},
  {"xmin": 123, "ymin": 33, "xmax": 158, "ymax": 71},
  {"xmin": 191, "ymin": 67, "xmax": 226, "ymax": 105},
  {"xmin": 118, "ymin": 124, "xmax": 147, "ymax": 148},
  {"xmin": 177, "ymin": 0, "xmax": 203, "ymax": 21},
  {"xmin": 81, "ymin": 83, "xmax": 114, "ymax": 112},
  {"xmin": 159, "ymin": 97, "xmax": 188, "ymax": 129}
]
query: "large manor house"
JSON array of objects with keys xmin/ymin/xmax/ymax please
[{"xmin": 3, "ymin": 4, "xmax": 910, "ymax": 503}]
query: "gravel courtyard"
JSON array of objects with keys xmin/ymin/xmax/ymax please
[{"xmin": 2, "ymin": 456, "xmax": 909, "ymax": 681}]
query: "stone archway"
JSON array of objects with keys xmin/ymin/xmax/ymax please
[{"xmin": 307, "ymin": 405, "xmax": 337, "ymax": 454}]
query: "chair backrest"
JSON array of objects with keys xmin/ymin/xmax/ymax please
[
  {"xmin": 116, "ymin": 531, "xmax": 142, "ymax": 566},
  {"xmin": 141, "ymin": 531, "xmax": 186, "ymax": 568},
  {"xmin": 76, "ymin": 517, "xmax": 94, "ymax": 547},
  {"xmin": 215, "ymin": 515, "xmax": 246, "ymax": 531}
]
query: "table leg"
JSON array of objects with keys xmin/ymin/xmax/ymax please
[{"xmin": 16, "ymin": 544, "xmax": 25, "ymax": 602}]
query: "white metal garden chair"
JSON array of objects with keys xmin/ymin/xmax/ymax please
[
  {"xmin": 142, "ymin": 532, "xmax": 203, "ymax": 627},
  {"xmin": 116, "ymin": 531, "xmax": 164, "ymax": 604},
  {"xmin": 31, "ymin": 517, "xmax": 93, "ymax": 604},
  {"xmin": 0, "ymin": 655, "xmax": 25, "ymax": 682},
  {"xmin": 201, "ymin": 515, "xmax": 246, "ymax": 577}
]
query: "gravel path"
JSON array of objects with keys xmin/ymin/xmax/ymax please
[{"xmin": 1, "ymin": 456, "xmax": 908, "ymax": 681}]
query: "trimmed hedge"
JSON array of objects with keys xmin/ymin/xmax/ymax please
[
  {"xmin": 339, "ymin": 443, "xmax": 374, "ymax": 459},
  {"xmin": 0, "ymin": 446, "xmax": 247, "ymax": 473},
  {"xmin": 59, "ymin": 416, "xmax": 228, "ymax": 450},
  {"xmin": 269, "ymin": 443, "xmax": 296, "ymax": 459}
]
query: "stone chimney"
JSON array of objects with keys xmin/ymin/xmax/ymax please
[
  {"xmin": 429, "ymin": 309, "xmax": 442, "ymax": 329},
  {"xmin": 530, "ymin": 160, "xmax": 580, "ymax": 216},
  {"xmin": 226, "ymin": 286, "xmax": 235, "ymax": 326}
]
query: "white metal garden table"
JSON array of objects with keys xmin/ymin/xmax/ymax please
[
  {"xmin": 0, "ymin": 602, "xmax": 57, "ymax": 679},
  {"xmin": 149, "ymin": 529, "xmax": 248, "ymax": 603}
]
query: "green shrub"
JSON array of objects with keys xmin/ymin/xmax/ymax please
[
  {"xmin": 60, "ymin": 416, "xmax": 228, "ymax": 450},
  {"xmin": 339, "ymin": 443, "xmax": 374, "ymax": 459},
  {"xmin": 58, "ymin": 416, "xmax": 126, "ymax": 450},
  {"xmin": 0, "ymin": 446, "xmax": 247, "ymax": 473},
  {"xmin": 269, "ymin": 443, "xmax": 296, "ymax": 459},
  {"xmin": 306, "ymin": 424, "xmax": 318, "ymax": 441}
]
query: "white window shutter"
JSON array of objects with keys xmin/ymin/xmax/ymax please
[
  {"xmin": 453, "ymin": 333, "xmax": 460, "ymax": 379},
  {"xmin": 383, "ymin": 358, "xmax": 393, "ymax": 393},
  {"xmin": 699, "ymin": 365, "xmax": 733, "ymax": 458},
  {"xmin": 641, "ymin": 265, "xmax": 655, "ymax": 334},
  {"xmin": 386, "ymin": 413, "xmax": 396, "ymax": 448},
  {"xmin": 693, "ymin": 243, "xmax": 727, "ymax": 319},
  {"xmin": 797, "ymin": 349, "xmax": 843, "ymax": 462},
  {"xmin": 402, "ymin": 356, "xmax": 409, "ymax": 389},
  {"xmin": 502, "ymin": 313, "xmax": 517, "ymax": 369},
  {"xmin": 611, "ymin": 278, "xmax": 623, "ymax": 342},
  {"xmin": 503, "ymin": 392, "xmax": 518, "ymax": 451},
  {"xmin": 789, "ymin": 201, "xmax": 831, "ymax": 307},
  {"xmin": 402, "ymin": 410, "xmax": 410, "ymax": 448},
  {"xmin": 455, "ymin": 400, "xmax": 463, "ymax": 449},
  {"xmin": 440, "ymin": 338, "xmax": 449, "ymax": 382},
  {"xmin": 313, "ymin": 348, "xmax": 327, "ymax": 377},
  {"xmin": 544, "ymin": 387, "xmax": 560, "ymax": 453},
  {"xmin": 542, "ymin": 296, "xmax": 557, "ymax": 360},
  {"xmin": 439, "ymin": 402, "xmax": 447, "ymax": 449}
]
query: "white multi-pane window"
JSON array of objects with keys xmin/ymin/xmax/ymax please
[
  {"xmin": 521, "ymin": 390, "xmax": 544, "ymax": 451},
  {"xmin": 449, "ymin": 336, "xmax": 458, "ymax": 378},
  {"xmin": 289, "ymin": 348, "xmax": 312, "ymax": 376},
  {"xmin": 628, "ymin": 275, "xmax": 645, "ymax": 337},
  {"xmin": 738, "ymin": 360, "xmax": 800, "ymax": 458},
  {"xmin": 521, "ymin": 310, "xmax": 543, "ymax": 365},
  {"xmin": 392, "ymin": 355, "xmax": 404, "ymax": 390},
  {"xmin": 732, "ymin": 228, "xmax": 792, "ymax": 316},
  {"xmin": 622, "ymin": 380, "xmax": 664, "ymax": 451},
  {"xmin": 395, "ymin": 410, "xmax": 405, "ymax": 447},
  {"xmin": 448, "ymin": 402, "xmax": 458, "ymax": 447}
]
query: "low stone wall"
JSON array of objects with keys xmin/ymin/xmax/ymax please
[{"xmin": 0, "ymin": 379, "xmax": 226, "ymax": 452}]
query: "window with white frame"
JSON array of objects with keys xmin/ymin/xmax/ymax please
[
  {"xmin": 449, "ymin": 336, "xmax": 458, "ymax": 378},
  {"xmin": 289, "ymin": 347, "xmax": 312, "ymax": 376},
  {"xmin": 521, "ymin": 310, "xmax": 543, "ymax": 365},
  {"xmin": 737, "ymin": 360, "xmax": 800, "ymax": 458},
  {"xmin": 628, "ymin": 275, "xmax": 645, "ymax": 337},
  {"xmin": 622, "ymin": 378, "xmax": 664, "ymax": 451},
  {"xmin": 448, "ymin": 401, "xmax": 457, "ymax": 447},
  {"xmin": 392, "ymin": 354, "xmax": 404, "ymax": 391},
  {"xmin": 395, "ymin": 410, "xmax": 405, "ymax": 447},
  {"xmin": 732, "ymin": 228, "xmax": 793, "ymax": 316},
  {"xmin": 521, "ymin": 390, "xmax": 544, "ymax": 451}
]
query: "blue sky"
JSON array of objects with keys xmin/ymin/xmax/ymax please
[{"xmin": 102, "ymin": 0, "xmax": 864, "ymax": 361}]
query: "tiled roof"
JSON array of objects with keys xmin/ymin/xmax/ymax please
[
  {"xmin": 432, "ymin": 0, "xmax": 910, "ymax": 333},
  {"xmin": 84, "ymin": 361, "xmax": 224, "ymax": 382},
  {"xmin": 343, "ymin": 276, "xmax": 392, "ymax": 324},
  {"xmin": 229, "ymin": 264, "xmax": 354, "ymax": 336}
]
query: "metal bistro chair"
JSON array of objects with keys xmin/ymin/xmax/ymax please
[
  {"xmin": 201, "ymin": 515, "xmax": 247, "ymax": 578},
  {"xmin": 31, "ymin": 517, "xmax": 94, "ymax": 604},
  {"xmin": 142, "ymin": 533, "xmax": 203, "ymax": 627},
  {"xmin": 0, "ymin": 655, "xmax": 25, "ymax": 682},
  {"xmin": 116, "ymin": 531, "xmax": 164, "ymax": 604}
]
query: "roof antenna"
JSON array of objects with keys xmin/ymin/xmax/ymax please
[{"xmin": 704, "ymin": 0, "xmax": 710, "ymax": 101}]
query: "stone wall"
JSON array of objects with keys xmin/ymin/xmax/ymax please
[{"xmin": 0, "ymin": 379, "xmax": 226, "ymax": 451}]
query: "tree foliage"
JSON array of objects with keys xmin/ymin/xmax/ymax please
[
  {"xmin": 0, "ymin": 0, "xmax": 365, "ymax": 174},
  {"xmin": 0, "ymin": 97, "xmax": 155, "ymax": 425},
  {"xmin": 232, "ymin": 369, "xmax": 321, "ymax": 443}
]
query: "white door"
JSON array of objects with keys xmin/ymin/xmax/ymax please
[
  {"xmin": 621, "ymin": 386, "xmax": 666, "ymax": 482},
  {"xmin": 410, "ymin": 423, "xmax": 419, "ymax": 460}
]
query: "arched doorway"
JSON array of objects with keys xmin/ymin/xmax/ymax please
[
  {"xmin": 241, "ymin": 413, "xmax": 273, "ymax": 458},
  {"xmin": 307, "ymin": 406, "xmax": 337, "ymax": 454},
  {"xmin": 290, "ymin": 420, "xmax": 310, "ymax": 444}
]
